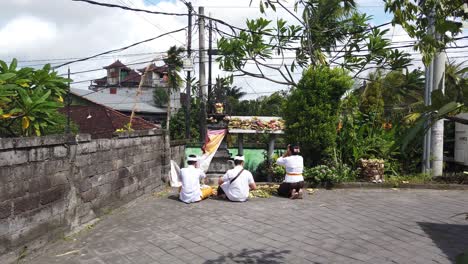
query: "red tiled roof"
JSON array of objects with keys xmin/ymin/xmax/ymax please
[
  {"xmin": 103, "ymin": 60, "xmax": 130, "ymax": 70},
  {"xmin": 59, "ymin": 105, "xmax": 159, "ymax": 139}
]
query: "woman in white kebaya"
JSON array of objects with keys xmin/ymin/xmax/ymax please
[{"xmin": 276, "ymin": 144, "xmax": 305, "ymax": 199}]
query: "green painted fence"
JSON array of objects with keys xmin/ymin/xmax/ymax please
[{"xmin": 185, "ymin": 147, "xmax": 284, "ymax": 172}]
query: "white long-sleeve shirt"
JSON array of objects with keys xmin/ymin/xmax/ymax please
[
  {"xmin": 179, "ymin": 165, "xmax": 206, "ymax": 203},
  {"xmin": 276, "ymin": 155, "xmax": 304, "ymax": 183}
]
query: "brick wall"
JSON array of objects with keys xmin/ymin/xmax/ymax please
[{"xmin": 0, "ymin": 130, "xmax": 172, "ymax": 263}]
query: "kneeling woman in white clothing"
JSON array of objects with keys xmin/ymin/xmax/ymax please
[{"xmin": 276, "ymin": 144, "xmax": 304, "ymax": 199}]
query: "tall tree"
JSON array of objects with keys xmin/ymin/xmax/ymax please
[
  {"xmin": 164, "ymin": 45, "xmax": 185, "ymax": 129},
  {"xmin": 385, "ymin": 0, "xmax": 467, "ymax": 64},
  {"xmin": 385, "ymin": 0, "xmax": 467, "ymax": 171},
  {"xmin": 283, "ymin": 66, "xmax": 353, "ymax": 166},
  {"xmin": 216, "ymin": 0, "xmax": 412, "ymax": 86},
  {"xmin": 211, "ymin": 76, "xmax": 247, "ymax": 113}
]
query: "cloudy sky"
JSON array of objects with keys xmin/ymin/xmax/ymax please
[{"xmin": 0, "ymin": 0, "xmax": 466, "ymax": 99}]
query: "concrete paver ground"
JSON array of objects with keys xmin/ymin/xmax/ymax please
[{"xmin": 28, "ymin": 189, "xmax": 468, "ymax": 264}]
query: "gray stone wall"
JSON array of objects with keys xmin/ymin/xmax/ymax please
[
  {"xmin": 0, "ymin": 130, "xmax": 170, "ymax": 263},
  {"xmin": 170, "ymin": 140, "xmax": 187, "ymax": 168}
]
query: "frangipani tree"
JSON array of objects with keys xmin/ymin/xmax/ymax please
[
  {"xmin": 0, "ymin": 59, "xmax": 68, "ymax": 137},
  {"xmin": 216, "ymin": 0, "xmax": 413, "ymax": 86}
]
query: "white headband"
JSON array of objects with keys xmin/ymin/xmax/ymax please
[
  {"xmin": 187, "ymin": 156, "xmax": 198, "ymax": 162},
  {"xmin": 234, "ymin": 156, "xmax": 244, "ymax": 161}
]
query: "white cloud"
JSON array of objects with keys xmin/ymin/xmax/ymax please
[{"xmin": 0, "ymin": 16, "xmax": 57, "ymax": 54}]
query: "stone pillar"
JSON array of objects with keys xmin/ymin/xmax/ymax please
[
  {"xmin": 238, "ymin": 134, "xmax": 244, "ymax": 156},
  {"xmin": 267, "ymin": 134, "xmax": 276, "ymax": 182}
]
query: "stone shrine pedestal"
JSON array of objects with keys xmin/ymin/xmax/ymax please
[{"xmin": 205, "ymin": 114, "xmax": 233, "ymax": 185}]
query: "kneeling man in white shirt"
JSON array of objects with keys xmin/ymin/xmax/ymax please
[
  {"xmin": 179, "ymin": 155, "xmax": 212, "ymax": 203},
  {"xmin": 217, "ymin": 155, "xmax": 256, "ymax": 202}
]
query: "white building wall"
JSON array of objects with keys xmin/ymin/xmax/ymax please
[
  {"xmin": 455, "ymin": 113, "xmax": 468, "ymax": 166},
  {"xmin": 97, "ymin": 86, "xmax": 181, "ymax": 111}
]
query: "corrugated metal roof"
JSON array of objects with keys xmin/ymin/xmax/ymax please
[{"xmin": 71, "ymin": 88, "xmax": 166, "ymax": 114}]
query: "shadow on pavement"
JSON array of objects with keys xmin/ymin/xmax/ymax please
[
  {"xmin": 418, "ymin": 222, "xmax": 468, "ymax": 263},
  {"xmin": 203, "ymin": 248, "xmax": 291, "ymax": 264}
]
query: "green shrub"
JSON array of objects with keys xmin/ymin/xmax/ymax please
[
  {"xmin": 283, "ymin": 66, "xmax": 353, "ymax": 166},
  {"xmin": 255, "ymin": 159, "xmax": 286, "ymax": 183},
  {"xmin": 304, "ymin": 164, "xmax": 357, "ymax": 187}
]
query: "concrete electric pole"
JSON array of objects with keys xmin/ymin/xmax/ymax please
[
  {"xmin": 184, "ymin": 2, "xmax": 193, "ymax": 140},
  {"xmin": 431, "ymin": 50, "xmax": 446, "ymax": 177},
  {"xmin": 421, "ymin": 4, "xmax": 446, "ymax": 177},
  {"xmin": 198, "ymin": 7, "xmax": 207, "ymax": 143}
]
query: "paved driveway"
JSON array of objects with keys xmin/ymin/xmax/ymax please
[{"xmin": 29, "ymin": 189, "xmax": 468, "ymax": 264}]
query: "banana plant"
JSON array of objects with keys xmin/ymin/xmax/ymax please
[{"xmin": 400, "ymin": 98, "xmax": 463, "ymax": 151}]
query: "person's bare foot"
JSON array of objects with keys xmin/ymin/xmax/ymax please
[
  {"xmin": 297, "ymin": 189, "xmax": 303, "ymax": 199},
  {"xmin": 290, "ymin": 191, "xmax": 299, "ymax": 199}
]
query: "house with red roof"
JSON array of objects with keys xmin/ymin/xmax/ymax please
[{"xmin": 89, "ymin": 60, "xmax": 182, "ymax": 112}]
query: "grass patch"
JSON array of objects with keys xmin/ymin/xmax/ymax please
[
  {"xmin": 385, "ymin": 173, "xmax": 434, "ymax": 187},
  {"xmin": 153, "ymin": 188, "xmax": 172, "ymax": 198},
  {"xmin": 63, "ymin": 221, "xmax": 99, "ymax": 242}
]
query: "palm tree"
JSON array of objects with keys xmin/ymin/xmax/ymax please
[
  {"xmin": 211, "ymin": 76, "xmax": 246, "ymax": 113},
  {"xmin": 225, "ymin": 86, "xmax": 246, "ymax": 100},
  {"xmin": 163, "ymin": 46, "xmax": 185, "ymax": 129}
]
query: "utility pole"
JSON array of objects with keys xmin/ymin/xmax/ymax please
[
  {"xmin": 421, "ymin": 3, "xmax": 446, "ymax": 177},
  {"xmin": 66, "ymin": 67, "xmax": 71, "ymax": 134},
  {"xmin": 422, "ymin": 9, "xmax": 434, "ymax": 174},
  {"xmin": 431, "ymin": 47, "xmax": 446, "ymax": 177},
  {"xmin": 184, "ymin": 2, "xmax": 193, "ymax": 140},
  {"xmin": 208, "ymin": 13, "xmax": 213, "ymax": 113},
  {"xmin": 199, "ymin": 6, "xmax": 207, "ymax": 143}
]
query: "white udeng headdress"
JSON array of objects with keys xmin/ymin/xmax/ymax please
[
  {"xmin": 234, "ymin": 155, "xmax": 244, "ymax": 161},
  {"xmin": 187, "ymin": 156, "xmax": 198, "ymax": 162}
]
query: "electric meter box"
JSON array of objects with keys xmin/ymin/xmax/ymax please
[{"xmin": 454, "ymin": 113, "xmax": 468, "ymax": 166}]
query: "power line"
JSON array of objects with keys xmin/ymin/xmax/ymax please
[
  {"xmin": 72, "ymin": 0, "xmax": 391, "ymax": 38},
  {"xmin": 59, "ymin": 58, "xmax": 165, "ymax": 76},
  {"xmin": 121, "ymin": 0, "xmax": 185, "ymax": 45},
  {"xmin": 53, "ymin": 27, "xmax": 187, "ymax": 69}
]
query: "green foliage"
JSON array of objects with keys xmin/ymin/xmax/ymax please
[
  {"xmin": 42, "ymin": 112, "xmax": 79, "ymax": 135},
  {"xmin": 445, "ymin": 61, "xmax": 468, "ymax": 104},
  {"xmin": 229, "ymin": 91, "xmax": 287, "ymax": 116},
  {"xmin": 217, "ymin": 0, "xmax": 412, "ymax": 86},
  {"xmin": 254, "ymin": 152, "xmax": 286, "ymax": 183},
  {"xmin": 0, "ymin": 59, "xmax": 69, "ymax": 137},
  {"xmin": 385, "ymin": 0, "xmax": 468, "ymax": 65},
  {"xmin": 385, "ymin": 173, "xmax": 432, "ymax": 187},
  {"xmin": 360, "ymin": 72, "xmax": 385, "ymax": 118},
  {"xmin": 153, "ymin": 87, "xmax": 169, "ymax": 108},
  {"xmin": 169, "ymin": 99, "xmax": 201, "ymax": 140},
  {"xmin": 210, "ymin": 75, "xmax": 246, "ymax": 113},
  {"xmin": 303, "ymin": 164, "xmax": 356, "ymax": 187},
  {"xmin": 283, "ymin": 66, "xmax": 353, "ymax": 166},
  {"xmin": 400, "ymin": 101, "xmax": 463, "ymax": 151},
  {"xmin": 163, "ymin": 45, "xmax": 185, "ymax": 129},
  {"xmin": 163, "ymin": 46, "xmax": 185, "ymax": 90}
]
